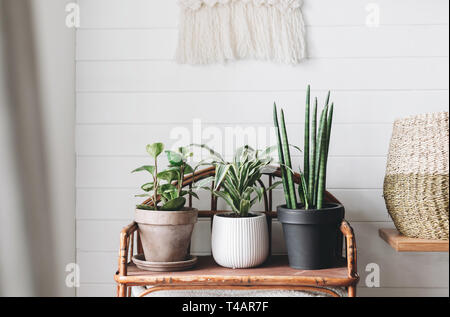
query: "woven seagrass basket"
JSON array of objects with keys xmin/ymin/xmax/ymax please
[{"xmin": 383, "ymin": 112, "xmax": 449, "ymax": 240}]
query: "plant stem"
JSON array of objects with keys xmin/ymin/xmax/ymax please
[
  {"xmin": 316, "ymin": 108, "xmax": 329, "ymax": 209},
  {"xmin": 299, "ymin": 171, "xmax": 309, "ymax": 210},
  {"xmin": 323, "ymin": 103, "xmax": 334, "ymax": 190},
  {"xmin": 153, "ymin": 157, "xmax": 159, "ymax": 211},
  {"xmin": 314, "ymin": 93, "xmax": 331, "ymax": 209},
  {"xmin": 298, "ymin": 178, "xmax": 306, "ymax": 206},
  {"xmin": 325, "ymin": 91, "xmax": 331, "ymax": 107},
  {"xmin": 314, "ymin": 105, "xmax": 328, "ymax": 207},
  {"xmin": 303, "ymin": 85, "xmax": 310, "ymax": 206},
  {"xmin": 273, "ymin": 104, "xmax": 292, "ymax": 208},
  {"xmin": 178, "ymin": 164, "xmax": 185, "ymax": 196},
  {"xmin": 280, "ymin": 109, "xmax": 297, "ymax": 209},
  {"xmin": 308, "ymin": 98, "xmax": 318, "ymax": 208}
]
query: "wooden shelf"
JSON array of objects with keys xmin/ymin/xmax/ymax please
[
  {"xmin": 118, "ymin": 255, "xmax": 357, "ymax": 287},
  {"xmin": 379, "ymin": 228, "xmax": 449, "ymax": 252}
]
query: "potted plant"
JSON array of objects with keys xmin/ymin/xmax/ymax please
[
  {"xmin": 194, "ymin": 145, "xmax": 281, "ymax": 269},
  {"xmin": 132, "ymin": 143, "xmax": 199, "ymax": 262},
  {"xmin": 274, "ymin": 86, "xmax": 345, "ymax": 270}
]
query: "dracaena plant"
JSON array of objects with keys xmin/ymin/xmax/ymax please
[
  {"xmin": 132, "ymin": 143, "xmax": 198, "ymax": 211},
  {"xmin": 193, "ymin": 145, "xmax": 281, "ymax": 217},
  {"xmin": 274, "ymin": 85, "xmax": 334, "ymax": 210}
]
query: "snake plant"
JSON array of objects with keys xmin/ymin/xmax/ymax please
[
  {"xmin": 132, "ymin": 143, "xmax": 198, "ymax": 211},
  {"xmin": 193, "ymin": 145, "xmax": 281, "ymax": 217},
  {"xmin": 274, "ymin": 86, "xmax": 334, "ymax": 210}
]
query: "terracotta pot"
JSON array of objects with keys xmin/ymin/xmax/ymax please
[
  {"xmin": 134, "ymin": 208, "xmax": 198, "ymax": 262},
  {"xmin": 211, "ymin": 212, "xmax": 269, "ymax": 269}
]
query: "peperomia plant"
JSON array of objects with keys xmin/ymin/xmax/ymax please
[
  {"xmin": 194, "ymin": 145, "xmax": 281, "ymax": 217},
  {"xmin": 132, "ymin": 143, "xmax": 198, "ymax": 211}
]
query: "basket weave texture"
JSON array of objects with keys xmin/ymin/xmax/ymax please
[{"xmin": 383, "ymin": 112, "xmax": 449, "ymax": 240}]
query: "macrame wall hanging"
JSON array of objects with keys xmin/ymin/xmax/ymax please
[{"xmin": 176, "ymin": 0, "xmax": 306, "ymax": 65}]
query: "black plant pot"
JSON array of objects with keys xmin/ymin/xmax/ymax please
[{"xmin": 277, "ymin": 203, "xmax": 345, "ymax": 270}]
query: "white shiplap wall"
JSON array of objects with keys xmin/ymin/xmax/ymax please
[{"xmin": 75, "ymin": 0, "xmax": 449, "ymax": 297}]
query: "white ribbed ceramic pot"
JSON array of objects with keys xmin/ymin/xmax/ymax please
[{"xmin": 211, "ymin": 213, "xmax": 269, "ymax": 269}]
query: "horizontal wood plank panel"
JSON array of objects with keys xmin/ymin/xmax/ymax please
[
  {"xmin": 76, "ymin": 188, "xmax": 391, "ymax": 222},
  {"xmin": 76, "ymin": 156, "xmax": 387, "ymax": 189},
  {"xmin": 76, "ymin": 90, "xmax": 449, "ymax": 124},
  {"xmin": 77, "ymin": 0, "xmax": 450, "ymax": 28},
  {"xmin": 78, "ymin": 251, "xmax": 118, "ymax": 284},
  {"xmin": 76, "ymin": 123, "xmax": 392, "ymax": 157},
  {"xmin": 358, "ymin": 287, "xmax": 449, "ymax": 297},
  {"xmin": 76, "ymin": 25, "xmax": 449, "ymax": 61},
  {"xmin": 76, "ymin": 58, "xmax": 449, "ymax": 92},
  {"xmin": 77, "ymin": 284, "xmax": 117, "ymax": 297}
]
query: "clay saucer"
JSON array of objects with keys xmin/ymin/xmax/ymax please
[{"xmin": 132, "ymin": 254, "xmax": 198, "ymax": 272}]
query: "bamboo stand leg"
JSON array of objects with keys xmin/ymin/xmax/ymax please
[
  {"xmin": 118, "ymin": 284, "xmax": 127, "ymax": 297},
  {"xmin": 348, "ymin": 285, "xmax": 356, "ymax": 297}
]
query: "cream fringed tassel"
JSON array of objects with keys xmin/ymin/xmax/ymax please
[{"xmin": 176, "ymin": 0, "xmax": 306, "ymax": 65}]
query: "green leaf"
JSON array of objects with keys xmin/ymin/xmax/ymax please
[
  {"xmin": 213, "ymin": 191, "xmax": 239, "ymax": 214},
  {"xmin": 254, "ymin": 186, "xmax": 264, "ymax": 202},
  {"xmin": 234, "ymin": 145, "xmax": 254, "ymax": 164},
  {"xmin": 135, "ymin": 193, "xmax": 151, "ymax": 198},
  {"xmin": 261, "ymin": 145, "xmax": 278, "ymax": 157},
  {"xmin": 166, "ymin": 166, "xmax": 182, "ymax": 180},
  {"xmin": 222, "ymin": 180, "xmax": 240, "ymax": 202},
  {"xmin": 261, "ymin": 165, "xmax": 278, "ymax": 174},
  {"xmin": 289, "ymin": 144, "xmax": 303, "ymax": 153},
  {"xmin": 266, "ymin": 181, "xmax": 283, "ymax": 192},
  {"xmin": 157, "ymin": 170, "xmax": 178, "ymax": 183},
  {"xmin": 214, "ymin": 164, "xmax": 231, "ymax": 190},
  {"xmin": 280, "ymin": 109, "xmax": 298, "ymax": 208},
  {"xmin": 136, "ymin": 204, "xmax": 154, "ymax": 210},
  {"xmin": 181, "ymin": 190, "xmax": 199, "ymax": 200},
  {"xmin": 132, "ymin": 165, "xmax": 155, "ymax": 174},
  {"xmin": 193, "ymin": 176, "xmax": 214, "ymax": 190},
  {"xmin": 141, "ymin": 182, "xmax": 154, "ymax": 192},
  {"xmin": 160, "ymin": 197, "xmax": 186, "ymax": 211},
  {"xmin": 194, "ymin": 142, "xmax": 281, "ymax": 216},
  {"xmin": 304, "ymin": 84, "xmax": 311, "ymax": 191},
  {"xmin": 299, "ymin": 169, "xmax": 309, "ymax": 209},
  {"xmin": 146, "ymin": 143, "xmax": 164, "ymax": 158},
  {"xmin": 273, "ymin": 103, "xmax": 292, "ymax": 209},
  {"xmin": 190, "ymin": 144, "xmax": 225, "ymax": 163},
  {"xmin": 178, "ymin": 146, "xmax": 193, "ymax": 157},
  {"xmin": 166, "ymin": 150, "xmax": 184, "ymax": 166},
  {"xmin": 193, "ymin": 159, "xmax": 222, "ymax": 173},
  {"xmin": 159, "ymin": 183, "xmax": 178, "ymax": 194},
  {"xmin": 308, "ymin": 97, "xmax": 318, "ymax": 205},
  {"xmin": 184, "ymin": 164, "xmax": 194, "ymax": 175},
  {"xmin": 242, "ymin": 187, "xmax": 254, "ymax": 200},
  {"xmin": 280, "ymin": 163, "xmax": 296, "ymax": 175},
  {"xmin": 189, "ymin": 191, "xmax": 199, "ymax": 200}
]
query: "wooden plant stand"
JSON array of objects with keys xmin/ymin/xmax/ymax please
[{"xmin": 114, "ymin": 167, "xmax": 359, "ymax": 297}]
